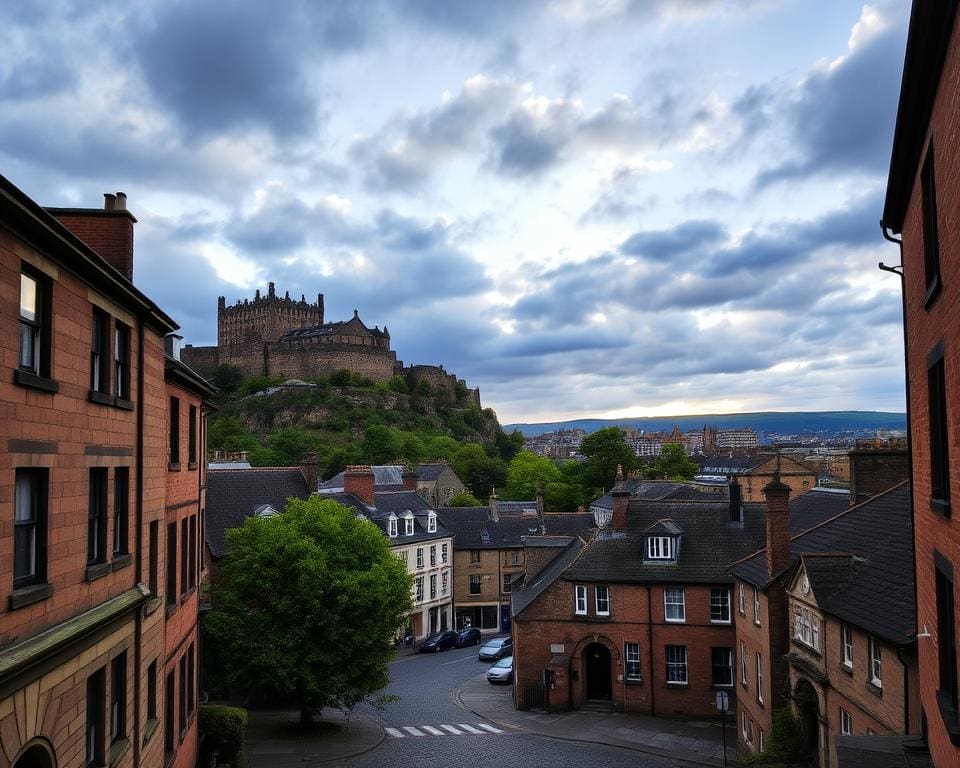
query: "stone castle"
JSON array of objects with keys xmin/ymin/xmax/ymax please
[{"xmin": 181, "ymin": 283, "xmax": 480, "ymax": 404}]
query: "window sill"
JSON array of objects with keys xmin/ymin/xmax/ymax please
[
  {"xmin": 143, "ymin": 597, "xmax": 162, "ymax": 617},
  {"xmin": 839, "ymin": 663, "xmax": 853, "ymax": 677},
  {"xmin": 931, "ymin": 498, "xmax": 951, "ymax": 517},
  {"xmin": 625, "ymin": 678, "xmax": 644, "ymax": 686},
  {"xmin": 109, "ymin": 737, "xmax": 130, "ymax": 767},
  {"xmin": 14, "ymin": 369, "xmax": 59, "ymax": 393},
  {"xmin": 665, "ymin": 681, "xmax": 689, "ymax": 688},
  {"xmin": 168, "ymin": 462, "xmax": 181, "ymax": 472},
  {"xmin": 143, "ymin": 718, "xmax": 160, "ymax": 746},
  {"xmin": 88, "ymin": 391, "xmax": 135, "ymax": 411},
  {"xmin": 936, "ymin": 688, "xmax": 960, "ymax": 745},
  {"xmin": 665, "ymin": 619, "xmax": 686, "ymax": 624},
  {"xmin": 867, "ymin": 680, "xmax": 883, "ymax": 698},
  {"xmin": 85, "ymin": 562, "xmax": 111, "ymax": 582},
  {"xmin": 188, "ymin": 462, "xmax": 198, "ymax": 470},
  {"xmin": 711, "ymin": 620, "xmax": 733, "ymax": 625},
  {"xmin": 924, "ymin": 274, "xmax": 942, "ymax": 309},
  {"xmin": 111, "ymin": 553, "xmax": 133, "ymax": 572},
  {"xmin": 9, "ymin": 582, "xmax": 53, "ymax": 610}
]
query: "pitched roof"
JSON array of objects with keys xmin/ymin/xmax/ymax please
[
  {"xmin": 205, "ymin": 468, "xmax": 310, "ymax": 557},
  {"xmin": 590, "ymin": 480, "xmax": 723, "ymax": 511},
  {"xmin": 513, "ymin": 537, "xmax": 588, "ymax": 616},
  {"xmin": 438, "ymin": 508, "xmax": 594, "ymax": 549},
  {"xmin": 319, "ymin": 465, "xmax": 406, "ymax": 491},
  {"xmin": 418, "ymin": 463, "xmax": 450, "ymax": 481},
  {"xmin": 731, "ymin": 482, "xmax": 914, "ymax": 645},
  {"xmin": 330, "ymin": 490, "xmax": 452, "ymax": 544}
]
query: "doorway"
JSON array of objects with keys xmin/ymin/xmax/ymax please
[
  {"xmin": 584, "ymin": 642, "xmax": 612, "ymax": 700},
  {"xmin": 795, "ymin": 678, "xmax": 819, "ymax": 761},
  {"xmin": 13, "ymin": 744, "xmax": 54, "ymax": 768}
]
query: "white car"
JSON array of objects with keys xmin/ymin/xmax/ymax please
[{"xmin": 486, "ymin": 655, "xmax": 513, "ymax": 684}]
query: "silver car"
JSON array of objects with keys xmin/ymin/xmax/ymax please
[
  {"xmin": 486, "ymin": 655, "xmax": 513, "ymax": 684},
  {"xmin": 478, "ymin": 636, "xmax": 512, "ymax": 661}
]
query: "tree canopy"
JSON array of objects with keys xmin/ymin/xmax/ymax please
[
  {"xmin": 578, "ymin": 427, "xmax": 638, "ymax": 495},
  {"xmin": 649, "ymin": 442, "xmax": 700, "ymax": 480},
  {"xmin": 205, "ymin": 497, "xmax": 412, "ymax": 724}
]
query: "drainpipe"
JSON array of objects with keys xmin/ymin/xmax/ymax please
[
  {"xmin": 897, "ymin": 644, "xmax": 911, "ymax": 734},
  {"xmin": 132, "ymin": 319, "xmax": 145, "ymax": 767},
  {"xmin": 647, "ymin": 585, "xmax": 656, "ymax": 717}
]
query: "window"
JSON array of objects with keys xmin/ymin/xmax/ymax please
[
  {"xmin": 738, "ymin": 581, "xmax": 745, "ymax": 614},
  {"xmin": 430, "ymin": 574, "xmax": 437, "ymax": 599},
  {"xmin": 416, "ymin": 576, "xmax": 424, "ymax": 602},
  {"xmin": 166, "ymin": 522, "xmax": 177, "ymax": 607},
  {"xmin": 13, "ymin": 469, "xmax": 47, "ymax": 588},
  {"xmin": 665, "ymin": 645, "xmax": 688, "ymax": 684},
  {"xmin": 794, "ymin": 605, "xmax": 820, "ymax": 651},
  {"xmin": 114, "ymin": 322, "xmax": 130, "ymax": 400},
  {"xmin": 405, "ymin": 515, "xmax": 414, "ymax": 535},
  {"xmin": 841, "ymin": 624, "xmax": 853, "ymax": 669},
  {"xmin": 180, "ymin": 519, "xmax": 189, "ymax": 595},
  {"xmin": 441, "ymin": 543, "xmax": 448, "ymax": 563},
  {"xmin": 113, "ymin": 468, "xmax": 129, "ymax": 556},
  {"xmin": 470, "ymin": 575, "xmax": 481, "ymax": 595},
  {"xmin": 388, "ymin": 516, "xmax": 398, "ymax": 537},
  {"xmin": 756, "ymin": 653, "xmax": 764, "ymax": 704},
  {"xmin": 511, "ymin": 551, "xmax": 521, "ymax": 565},
  {"xmin": 164, "ymin": 670, "xmax": 175, "ymax": 758},
  {"xmin": 147, "ymin": 660, "xmax": 158, "ymax": 722},
  {"xmin": 86, "ymin": 667, "xmax": 105, "ymax": 767},
  {"xmin": 664, "ymin": 588, "xmax": 685, "ymax": 622},
  {"xmin": 759, "ymin": 728, "xmax": 765, "ymax": 753},
  {"xmin": 625, "ymin": 642, "xmax": 642, "ymax": 681},
  {"xmin": 647, "ymin": 536, "xmax": 673, "ymax": 559},
  {"xmin": 595, "ymin": 585, "xmax": 610, "ymax": 616},
  {"xmin": 753, "ymin": 588, "xmax": 761, "ymax": 625},
  {"xmin": 88, "ymin": 469, "xmax": 108, "ymax": 565},
  {"xmin": 18, "ymin": 267, "xmax": 52, "ymax": 380},
  {"xmin": 91, "ymin": 308, "xmax": 109, "ymax": 393},
  {"xmin": 442, "ymin": 571, "xmax": 448, "ymax": 594},
  {"xmin": 869, "ymin": 636, "xmax": 882, "ymax": 687},
  {"xmin": 399, "ymin": 550, "xmax": 408, "ymax": 566},
  {"xmin": 740, "ymin": 640, "xmax": 748, "ymax": 687},
  {"xmin": 470, "ymin": 550, "xmax": 481, "ymax": 564},
  {"xmin": 427, "ymin": 512, "xmax": 437, "ymax": 533},
  {"xmin": 416, "ymin": 547, "xmax": 424, "ymax": 569},
  {"xmin": 936, "ymin": 559, "xmax": 958, "ymax": 714},
  {"xmin": 169, "ymin": 396, "xmax": 180, "ymax": 466},
  {"xmin": 110, "ymin": 652, "xmax": 126, "ymax": 744},
  {"xmin": 712, "ymin": 647, "xmax": 734, "ymax": 687},
  {"xmin": 921, "ymin": 142, "xmax": 942, "ymax": 302},
  {"xmin": 711, "ymin": 589, "xmax": 731, "ymax": 623},
  {"xmin": 503, "ymin": 574, "xmax": 514, "ymax": 594},
  {"xmin": 928, "ymin": 347, "xmax": 950, "ymax": 510},
  {"xmin": 741, "ymin": 711, "xmax": 749, "ymax": 741},
  {"xmin": 430, "ymin": 545, "xmax": 437, "ymax": 566},
  {"xmin": 575, "ymin": 585, "xmax": 587, "ymax": 614},
  {"xmin": 179, "ymin": 657, "xmax": 187, "ymax": 739},
  {"xmin": 187, "ymin": 644, "xmax": 195, "ymax": 718},
  {"xmin": 187, "ymin": 404, "xmax": 197, "ymax": 465},
  {"xmin": 840, "ymin": 707, "xmax": 852, "ymax": 736},
  {"xmin": 189, "ymin": 515, "xmax": 197, "ymax": 590},
  {"xmin": 148, "ymin": 521, "xmax": 159, "ymax": 596}
]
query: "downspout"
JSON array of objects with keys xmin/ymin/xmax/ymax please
[
  {"xmin": 132, "ymin": 319, "xmax": 146, "ymax": 767},
  {"xmin": 647, "ymin": 585, "xmax": 656, "ymax": 717},
  {"xmin": 897, "ymin": 644, "xmax": 911, "ymax": 734}
]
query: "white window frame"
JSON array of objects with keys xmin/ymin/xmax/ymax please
[
  {"xmin": 647, "ymin": 536, "xmax": 673, "ymax": 559},
  {"xmin": 738, "ymin": 581, "xmax": 745, "ymax": 615},
  {"xmin": 404, "ymin": 515, "xmax": 414, "ymax": 535},
  {"xmin": 430, "ymin": 545, "xmax": 437, "ymax": 567},
  {"xmin": 840, "ymin": 707, "xmax": 852, "ymax": 736},
  {"xmin": 415, "ymin": 576, "xmax": 424, "ymax": 602},
  {"xmin": 753, "ymin": 588, "xmax": 761, "ymax": 625},
  {"xmin": 712, "ymin": 647, "xmax": 734, "ymax": 688},
  {"xmin": 793, "ymin": 605, "xmax": 820, "ymax": 651},
  {"xmin": 575, "ymin": 585, "xmax": 587, "ymax": 615},
  {"xmin": 441, "ymin": 542, "xmax": 448, "ymax": 563},
  {"xmin": 741, "ymin": 711, "xmax": 749, "ymax": 741},
  {"xmin": 388, "ymin": 515, "xmax": 398, "ymax": 538},
  {"xmin": 625, "ymin": 642, "xmax": 642, "ymax": 681},
  {"xmin": 756, "ymin": 652, "xmax": 764, "ymax": 704},
  {"xmin": 841, "ymin": 624, "xmax": 853, "ymax": 669},
  {"xmin": 869, "ymin": 636, "xmax": 882, "ymax": 687},
  {"xmin": 427, "ymin": 512, "xmax": 437, "ymax": 533},
  {"xmin": 758, "ymin": 728, "xmax": 765, "ymax": 752},
  {"xmin": 441, "ymin": 571, "xmax": 448, "ymax": 595},
  {"xmin": 595, "ymin": 586, "xmax": 610, "ymax": 616},
  {"xmin": 665, "ymin": 645, "xmax": 688, "ymax": 685},
  {"xmin": 664, "ymin": 587, "xmax": 686, "ymax": 623},
  {"xmin": 416, "ymin": 547, "xmax": 424, "ymax": 569},
  {"xmin": 710, "ymin": 588, "xmax": 731, "ymax": 624},
  {"xmin": 430, "ymin": 573, "xmax": 437, "ymax": 599},
  {"xmin": 740, "ymin": 640, "xmax": 748, "ymax": 687}
]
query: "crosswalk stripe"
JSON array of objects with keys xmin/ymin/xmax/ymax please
[
  {"xmin": 387, "ymin": 723, "xmax": 507, "ymax": 738},
  {"xmin": 439, "ymin": 725, "xmax": 463, "ymax": 734},
  {"xmin": 457, "ymin": 724, "xmax": 485, "ymax": 734},
  {"xmin": 476, "ymin": 723, "xmax": 504, "ymax": 733},
  {"xmin": 403, "ymin": 726, "xmax": 425, "ymax": 736},
  {"xmin": 422, "ymin": 726, "xmax": 445, "ymax": 735},
  {"xmin": 384, "ymin": 728, "xmax": 404, "ymax": 738}
]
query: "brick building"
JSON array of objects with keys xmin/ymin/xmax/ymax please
[
  {"xmin": 0, "ymin": 178, "xmax": 211, "ymax": 768},
  {"xmin": 881, "ymin": 2, "xmax": 960, "ymax": 766},
  {"xmin": 511, "ymin": 480, "xmax": 768, "ymax": 716},
  {"xmin": 320, "ymin": 462, "xmax": 466, "ymax": 506},
  {"xmin": 698, "ymin": 453, "xmax": 817, "ymax": 502}
]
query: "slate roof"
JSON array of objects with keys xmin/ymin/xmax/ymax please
[
  {"xmin": 418, "ymin": 463, "xmax": 449, "ymax": 481},
  {"xmin": 320, "ymin": 465, "xmax": 406, "ymax": 491},
  {"xmin": 836, "ymin": 735, "xmax": 931, "ymax": 768},
  {"xmin": 513, "ymin": 537, "xmax": 588, "ymax": 616},
  {"xmin": 730, "ymin": 482, "xmax": 914, "ymax": 645},
  {"xmin": 279, "ymin": 320, "xmax": 388, "ymax": 341},
  {"xmin": 590, "ymin": 480, "xmax": 723, "ymax": 511},
  {"xmin": 438, "ymin": 508, "xmax": 594, "ymax": 549},
  {"xmin": 698, "ymin": 455, "xmax": 768, "ymax": 474},
  {"xmin": 328, "ymin": 490, "xmax": 452, "ymax": 544},
  {"xmin": 205, "ymin": 468, "xmax": 311, "ymax": 557}
]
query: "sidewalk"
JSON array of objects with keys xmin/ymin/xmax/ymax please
[
  {"xmin": 455, "ymin": 673, "xmax": 733, "ymax": 767},
  {"xmin": 244, "ymin": 707, "xmax": 384, "ymax": 767}
]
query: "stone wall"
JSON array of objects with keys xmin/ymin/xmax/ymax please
[
  {"xmin": 266, "ymin": 340, "xmax": 398, "ymax": 382},
  {"xmin": 180, "ymin": 344, "xmax": 219, "ymax": 376}
]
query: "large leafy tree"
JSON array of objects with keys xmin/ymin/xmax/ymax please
[
  {"xmin": 650, "ymin": 443, "xmax": 700, "ymax": 480},
  {"xmin": 578, "ymin": 427, "xmax": 638, "ymax": 495},
  {"xmin": 206, "ymin": 497, "xmax": 412, "ymax": 725},
  {"xmin": 504, "ymin": 451, "xmax": 562, "ymax": 499}
]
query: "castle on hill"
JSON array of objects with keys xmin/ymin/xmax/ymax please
[{"xmin": 181, "ymin": 283, "xmax": 480, "ymax": 404}]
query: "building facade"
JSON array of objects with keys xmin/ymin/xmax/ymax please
[{"xmin": 881, "ymin": 3, "xmax": 960, "ymax": 766}]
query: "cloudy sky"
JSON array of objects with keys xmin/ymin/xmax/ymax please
[{"xmin": 2, "ymin": 0, "xmax": 911, "ymax": 423}]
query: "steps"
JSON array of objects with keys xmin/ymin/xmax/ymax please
[{"xmin": 579, "ymin": 699, "xmax": 615, "ymax": 714}]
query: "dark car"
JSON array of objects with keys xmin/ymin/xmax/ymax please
[
  {"xmin": 456, "ymin": 627, "xmax": 482, "ymax": 648},
  {"xmin": 478, "ymin": 636, "xmax": 513, "ymax": 661},
  {"xmin": 419, "ymin": 629, "xmax": 459, "ymax": 653}
]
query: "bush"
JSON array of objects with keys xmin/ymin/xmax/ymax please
[
  {"xmin": 199, "ymin": 704, "xmax": 247, "ymax": 767},
  {"xmin": 329, "ymin": 369, "xmax": 353, "ymax": 387}
]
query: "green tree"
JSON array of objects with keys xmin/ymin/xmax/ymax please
[
  {"xmin": 265, "ymin": 427, "xmax": 317, "ymax": 466},
  {"xmin": 206, "ymin": 497, "xmax": 412, "ymax": 725},
  {"xmin": 330, "ymin": 369, "xmax": 353, "ymax": 387},
  {"xmin": 424, "ymin": 436, "xmax": 460, "ymax": 461},
  {"xmin": 361, "ymin": 425, "xmax": 400, "ymax": 465},
  {"xmin": 651, "ymin": 443, "xmax": 699, "ymax": 480},
  {"xmin": 207, "ymin": 416, "xmax": 261, "ymax": 455},
  {"xmin": 495, "ymin": 429, "xmax": 525, "ymax": 461},
  {"xmin": 210, "ymin": 364, "xmax": 244, "ymax": 396},
  {"xmin": 578, "ymin": 427, "xmax": 637, "ymax": 494},
  {"xmin": 387, "ymin": 375, "xmax": 409, "ymax": 394},
  {"xmin": 396, "ymin": 431, "xmax": 426, "ymax": 464},
  {"xmin": 446, "ymin": 492, "xmax": 483, "ymax": 507},
  {"xmin": 504, "ymin": 451, "xmax": 561, "ymax": 500}
]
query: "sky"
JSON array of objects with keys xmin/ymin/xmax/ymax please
[{"xmin": 1, "ymin": 0, "xmax": 912, "ymax": 424}]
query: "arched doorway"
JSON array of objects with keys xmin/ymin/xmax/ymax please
[
  {"xmin": 584, "ymin": 642, "xmax": 612, "ymax": 700},
  {"xmin": 12, "ymin": 742, "xmax": 55, "ymax": 768},
  {"xmin": 795, "ymin": 678, "xmax": 819, "ymax": 760}
]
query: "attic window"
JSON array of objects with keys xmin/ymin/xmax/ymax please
[
  {"xmin": 427, "ymin": 512, "xmax": 437, "ymax": 533},
  {"xmin": 388, "ymin": 515, "xmax": 398, "ymax": 538},
  {"xmin": 647, "ymin": 536, "xmax": 674, "ymax": 560},
  {"xmin": 480, "ymin": 530, "xmax": 491, "ymax": 544},
  {"xmin": 404, "ymin": 513, "xmax": 414, "ymax": 535}
]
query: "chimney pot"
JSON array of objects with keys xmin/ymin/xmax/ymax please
[
  {"xmin": 115, "ymin": 192, "xmax": 127, "ymax": 210},
  {"xmin": 103, "ymin": 193, "xmax": 116, "ymax": 210}
]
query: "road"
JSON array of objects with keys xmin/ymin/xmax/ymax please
[{"xmin": 346, "ymin": 642, "xmax": 673, "ymax": 768}]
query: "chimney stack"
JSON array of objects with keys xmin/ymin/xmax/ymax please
[
  {"xmin": 402, "ymin": 467, "xmax": 418, "ymax": 492},
  {"xmin": 489, "ymin": 489, "xmax": 499, "ymax": 522},
  {"xmin": 47, "ymin": 192, "xmax": 137, "ymax": 281},
  {"xmin": 344, "ymin": 465, "xmax": 376, "ymax": 506},
  {"xmin": 611, "ymin": 464, "xmax": 630, "ymax": 531},
  {"xmin": 728, "ymin": 477, "xmax": 742, "ymax": 523},
  {"xmin": 300, "ymin": 452, "xmax": 319, "ymax": 493},
  {"xmin": 763, "ymin": 468, "xmax": 792, "ymax": 579}
]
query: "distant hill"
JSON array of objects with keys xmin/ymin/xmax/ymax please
[{"xmin": 505, "ymin": 411, "xmax": 907, "ymax": 439}]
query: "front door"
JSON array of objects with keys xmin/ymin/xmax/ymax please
[
  {"xmin": 500, "ymin": 603, "xmax": 512, "ymax": 633},
  {"xmin": 584, "ymin": 643, "xmax": 612, "ymax": 700}
]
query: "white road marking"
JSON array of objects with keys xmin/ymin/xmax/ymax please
[
  {"xmin": 457, "ymin": 724, "xmax": 485, "ymax": 734},
  {"xmin": 442, "ymin": 655, "xmax": 477, "ymax": 665},
  {"xmin": 384, "ymin": 728, "xmax": 405, "ymax": 738},
  {"xmin": 422, "ymin": 726, "xmax": 445, "ymax": 735},
  {"xmin": 386, "ymin": 723, "xmax": 509, "ymax": 738},
  {"xmin": 439, "ymin": 725, "xmax": 463, "ymax": 734},
  {"xmin": 477, "ymin": 723, "xmax": 504, "ymax": 733},
  {"xmin": 402, "ymin": 726, "xmax": 425, "ymax": 736}
]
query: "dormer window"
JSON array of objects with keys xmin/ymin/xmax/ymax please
[
  {"xmin": 427, "ymin": 512, "xmax": 437, "ymax": 533},
  {"xmin": 647, "ymin": 536, "xmax": 674, "ymax": 560},
  {"xmin": 404, "ymin": 512, "xmax": 414, "ymax": 535},
  {"xmin": 388, "ymin": 515, "xmax": 398, "ymax": 538}
]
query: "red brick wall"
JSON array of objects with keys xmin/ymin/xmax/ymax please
[
  {"xmin": 51, "ymin": 211, "xmax": 135, "ymax": 280},
  {"xmin": 734, "ymin": 581, "xmax": 776, "ymax": 755}
]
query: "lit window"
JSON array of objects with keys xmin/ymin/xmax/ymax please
[
  {"xmin": 575, "ymin": 585, "xmax": 587, "ymax": 615},
  {"xmin": 18, "ymin": 268, "xmax": 52, "ymax": 380},
  {"xmin": 595, "ymin": 586, "xmax": 610, "ymax": 616},
  {"xmin": 664, "ymin": 588, "xmax": 685, "ymax": 622}
]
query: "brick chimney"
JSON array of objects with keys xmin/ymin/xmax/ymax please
[
  {"xmin": 300, "ymin": 452, "xmax": 319, "ymax": 494},
  {"xmin": 611, "ymin": 464, "xmax": 630, "ymax": 531},
  {"xmin": 402, "ymin": 467, "xmax": 418, "ymax": 492},
  {"xmin": 728, "ymin": 477, "xmax": 742, "ymax": 523},
  {"xmin": 344, "ymin": 465, "xmax": 376, "ymax": 506},
  {"xmin": 848, "ymin": 448, "xmax": 909, "ymax": 505},
  {"xmin": 763, "ymin": 471, "xmax": 792, "ymax": 580},
  {"xmin": 489, "ymin": 489, "xmax": 499, "ymax": 522},
  {"xmin": 536, "ymin": 480, "xmax": 546, "ymax": 533},
  {"xmin": 47, "ymin": 192, "xmax": 137, "ymax": 280}
]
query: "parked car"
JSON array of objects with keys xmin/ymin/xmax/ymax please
[
  {"xmin": 419, "ymin": 629, "xmax": 459, "ymax": 653},
  {"xmin": 486, "ymin": 656, "xmax": 513, "ymax": 684},
  {"xmin": 456, "ymin": 627, "xmax": 482, "ymax": 648},
  {"xmin": 478, "ymin": 636, "xmax": 513, "ymax": 661}
]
